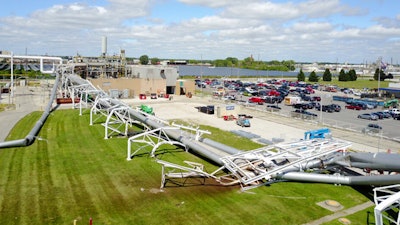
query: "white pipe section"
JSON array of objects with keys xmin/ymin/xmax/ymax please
[{"xmin": 0, "ymin": 54, "xmax": 62, "ymax": 74}]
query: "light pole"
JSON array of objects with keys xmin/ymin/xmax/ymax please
[
  {"xmin": 377, "ymin": 57, "xmax": 382, "ymax": 97},
  {"xmin": 200, "ymin": 54, "xmax": 203, "ymax": 96},
  {"xmin": 10, "ymin": 52, "xmax": 14, "ymax": 104},
  {"xmin": 377, "ymin": 128, "xmax": 383, "ymax": 153},
  {"xmin": 319, "ymin": 96, "xmax": 323, "ymax": 124}
]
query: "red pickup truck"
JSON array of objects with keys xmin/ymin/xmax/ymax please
[{"xmin": 248, "ymin": 97, "xmax": 264, "ymax": 105}]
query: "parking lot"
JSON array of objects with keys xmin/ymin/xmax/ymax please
[{"xmin": 197, "ymin": 82, "xmax": 400, "ymax": 141}]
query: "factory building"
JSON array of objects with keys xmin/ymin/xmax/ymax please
[{"xmin": 70, "ymin": 54, "xmax": 195, "ymax": 99}]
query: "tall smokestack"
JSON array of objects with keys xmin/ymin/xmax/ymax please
[{"xmin": 101, "ymin": 36, "xmax": 107, "ymax": 57}]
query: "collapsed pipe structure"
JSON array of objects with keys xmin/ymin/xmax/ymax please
[
  {"xmin": 61, "ymin": 72, "xmax": 400, "ymax": 189},
  {"xmin": 2, "ymin": 64, "xmax": 400, "ymax": 188},
  {"xmin": 1, "ymin": 62, "xmax": 400, "ymax": 224}
]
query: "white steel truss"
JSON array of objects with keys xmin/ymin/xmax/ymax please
[
  {"xmin": 103, "ymin": 106, "xmax": 137, "ymax": 139},
  {"xmin": 374, "ymin": 184, "xmax": 400, "ymax": 225},
  {"xmin": 89, "ymin": 96, "xmax": 120, "ymax": 125},
  {"xmin": 157, "ymin": 160, "xmax": 216, "ymax": 188},
  {"xmin": 79, "ymin": 89, "xmax": 106, "ymax": 116},
  {"xmin": 220, "ymin": 138, "xmax": 351, "ymax": 191},
  {"xmin": 67, "ymin": 83, "xmax": 92, "ymax": 109},
  {"xmin": 127, "ymin": 127, "xmax": 187, "ymax": 160}
]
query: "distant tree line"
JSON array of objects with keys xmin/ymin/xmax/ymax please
[{"xmin": 137, "ymin": 55, "xmax": 296, "ymax": 72}]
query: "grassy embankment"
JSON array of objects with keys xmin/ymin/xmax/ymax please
[{"xmin": 0, "ymin": 109, "xmax": 377, "ymax": 224}]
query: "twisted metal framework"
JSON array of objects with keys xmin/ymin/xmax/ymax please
[
  {"xmin": 220, "ymin": 138, "xmax": 352, "ymax": 191},
  {"xmin": 374, "ymin": 184, "xmax": 400, "ymax": 225},
  {"xmin": 127, "ymin": 127, "xmax": 187, "ymax": 160}
]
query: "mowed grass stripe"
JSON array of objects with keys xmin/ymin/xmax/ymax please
[
  {"xmin": 52, "ymin": 110, "xmax": 99, "ymax": 221},
  {"xmin": 0, "ymin": 149, "xmax": 24, "ymax": 224},
  {"xmin": 0, "ymin": 112, "xmax": 39, "ymax": 224}
]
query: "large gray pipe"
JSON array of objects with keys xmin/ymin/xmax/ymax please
[
  {"xmin": 198, "ymin": 138, "xmax": 242, "ymax": 155},
  {"xmin": 278, "ymin": 172, "xmax": 400, "ymax": 186},
  {"xmin": 0, "ymin": 70, "xmax": 61, "ymax": 149}
]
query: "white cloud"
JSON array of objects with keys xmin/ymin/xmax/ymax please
[{"xmin": 0, "ymin": 0, "xmax": 398, "ymax": 63}]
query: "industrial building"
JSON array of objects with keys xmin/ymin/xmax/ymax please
[{"xmin": 67, "ymin": 36, "xmax": 195, "ymax": 98}]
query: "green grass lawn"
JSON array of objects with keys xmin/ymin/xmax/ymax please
[
  {"xmin": 318, "ymin": 77, "xmax": 389, "ymax": 90},
  {"xmin": 0, "ymin": 109, "xmax": 374, "ymax": 224}
]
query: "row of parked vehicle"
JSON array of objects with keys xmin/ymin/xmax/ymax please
[
  {"xmin": 292, "ymin": 102, "xmax": 341, "ymax": 112},
  {"xmin": 357, "ymin": 108, "xmax": 400, "ymax": 121}
]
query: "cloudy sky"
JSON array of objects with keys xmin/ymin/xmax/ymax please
[{"xmin": 1, "ymin": 0, "xmax": 399, "ymax": 64}]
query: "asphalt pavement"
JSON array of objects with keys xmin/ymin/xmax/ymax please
[{"xmin": 0, "ymin": 85, "xmax": 48, "ymax": 141}]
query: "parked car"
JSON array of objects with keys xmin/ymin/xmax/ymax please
[
  {"xmin": 262, "ymin": 96, "xmax": 277, "ymax": 104},
  {"xmin": 293, "ymin": 103, "xmax": 308, "ymax": 110},
  {"xmin": 222, "ymin": 95, "xmax": 236, "ymax": 101},
  {"xmin": 311, "ymin": 96, "xmax": 321, "ymax": 101},
  {"xmin": 236, "ymin": 117, "xmax": 251, "ymax": 127},
  {"xmin": 371, "ymin": 112, "xmax": 384, "ymax": 119},
  {"xmin": 248, "ymin": 97, "xmax": 264, "ymax": 105},
  {"xmin": 357, "ymin": 113, "xmax": 378, "ymax": 120},
  {"xmin": 321, "ymin": 105, "xmax": 334, "ymax": 113},
  {"xmin": 380, "ymin": 111, "xmax": 392, "ymax": 118},
  {"xmin": 292, "ymin": 109, "xmax": 317, "ymax": 119},
  {"xmin": 345, "ymin": 105, "xmax": 362, "ymax": 110},
  {"xmin": 330, "ymin": 104, "xmax": 341, "ymax": 112},
  {"xmin": 363, "ymin": 123, "xmax": 382, "ymax": 134},
  {"xmin": 302, "ymin": 111, "xmax": 318, "ymax": 117},
  {"xmin": 367, "ymin": 123, "xmax": 382, "ymax": 129},
  {"xmin": 266, "ymin": 105, "xmax": 281, "ymax": 111}
]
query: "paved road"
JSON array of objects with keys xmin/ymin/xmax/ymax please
[
  {"xmin": 302, "ymin": 201, "xmax": 375, "ymax": 225},
  {"xmin": 0, "ymin": 85, "xmax": 48, "ymax": 141}
]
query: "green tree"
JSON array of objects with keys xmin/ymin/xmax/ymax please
[
  {"xmin": 297, "ymin": 69, "xmax": 305, "ymax": 82},
  {"xmin": 348, "ymin": 69, "xmax": 357, "ymax": 81},
  {"xmin": 308, "ymin": 71, "xmax": 319, "ymax": 82},
  {"xmin": 139, "ymin": 55, "xmax": 149, "ymax": 65},
  {"xmin": 374, "ymin": 68, "xmax": 386, "ymax": 81},
  {"xmin": 243, "ymin": 56, "xmax": 254, "ymax": 68},
  {"xmin": 322, "ymin": 68, "xmax": 332, "ymax": 81},
  {"xmin": 214, "ymin": 59, "xmax": 228, "ymax": 67},
  {"xmin": 338, "ymin": 69, "xmax": 349, "ymax": 81},
  {"xmin": 150, "ymin": 57, "xmax": 160, "ymax": 65},
  {"xmin": 226, "ymin": 57, "xmax": 238, "ymax": 66}
]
